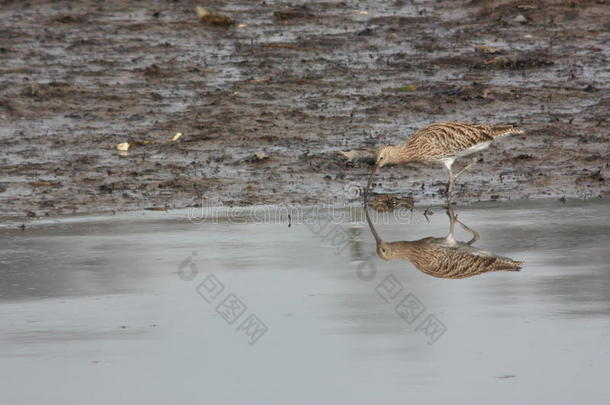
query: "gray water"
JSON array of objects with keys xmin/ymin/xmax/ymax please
[{"xmin": 1, "ymin": 200, "xmax": 609, "ymax": 404}]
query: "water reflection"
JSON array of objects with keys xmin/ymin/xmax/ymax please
[{"xmin": 365, "ymin": 202, "xmax": 524, "ymax": 279}]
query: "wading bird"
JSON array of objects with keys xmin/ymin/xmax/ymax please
[
  {"xmin": 373, "ymin": 122, "xmax": 523, "ymax": 201},
  {"xmin": 364, "ymin": 201, "xmax": 523, "ymax": 279}
]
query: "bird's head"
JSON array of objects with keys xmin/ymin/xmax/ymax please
[
  {"xmin": 376, "ymin": 241, "xmax": 396, "ymax": 260},
  {"xmin": 373, "ymin": 146, "xmax": 398, "ymax": 175}
]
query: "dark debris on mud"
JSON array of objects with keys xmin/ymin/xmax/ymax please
[{"xmin": 0, "ymin": 0, "xmax": 608, "ymax": 219}]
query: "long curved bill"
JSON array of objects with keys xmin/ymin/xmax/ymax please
[
  {"xmin": 365, "ymin": 165, "xmax": 378, "ymax": 203},
  {"xmin": 363, "ymin": 168, "xmax": 382, "ymax": 243}
]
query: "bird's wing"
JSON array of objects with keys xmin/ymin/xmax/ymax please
[
  {"xmin": 421, "ymin": 246, "xmax": 522, "ymax": 278},
  {"xmin": 405, "ymin": 121, "xmax": 497, "ymax": 159},
  {"xmin": 386, "ymin": 239, "xmax": 522, "ymax": 278}
]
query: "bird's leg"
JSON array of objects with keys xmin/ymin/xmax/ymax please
[
  {"xmin": 455, "ymin": 157, "xmax": 478, "ymax": 179},
  {"xmin": 446, "ymin": 204, "xmax": 457, "ymax": 236},
  {"xmin": 445, "ymin": 180, "xmax": 454, "ymax": 203},
  {"xmin": 456, "ymin": 216, "xmax": 480, "ymax": 245},
  {"xmin": 444, "ymin": 163, "xmax": 455, "ymax": 203},
  {"xmin": 447, "ymin": 205, "xmax": 479, "ymax": 245}
]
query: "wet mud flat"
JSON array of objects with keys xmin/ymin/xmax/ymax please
[{"xmin": 0, "ymin": 0, "xmax": 608, "ymax": 218}]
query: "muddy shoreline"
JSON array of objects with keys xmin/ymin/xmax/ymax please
[{"xmin": 0, "ymin": 0, "xmax": 608, "ymax": 219}]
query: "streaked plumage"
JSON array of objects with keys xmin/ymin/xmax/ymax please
[
  {"xmin": 364, "ymin": 203, "xmax": 523, "ymax": 279},
  {"xmin": 373, "ymin": 121, "xmax": 523, "ymax": 200}
]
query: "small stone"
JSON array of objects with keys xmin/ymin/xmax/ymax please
[
  {"xmin": 513, "ymin": 14, "xmax": 527, "ymax": 23},
  {"xmin": 244, "ymin": 152, "xmax": 269, "ymax": 163},
  {"xmin": 195, "ymin": 6, "xmax": 234, "ymax": 26},
  {"xmin": 475, "ymin": 45, "xmax": 501, "ymax": 54},
  {"xmin": 339, "ymin": 149, "xmax": 374, "ymax": 162},
  {"xmin": 116, "ymin": 142, "xmax": 130, "ymax": 151}
]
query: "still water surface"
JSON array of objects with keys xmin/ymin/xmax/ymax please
[{"xmin": 1, "ymin": 200, "xmax": 609, "ymax": 404}]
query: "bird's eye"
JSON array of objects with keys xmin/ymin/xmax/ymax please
[{"xmin": 379, "ymin": 157, "xmax": 384, "ymax": 160}]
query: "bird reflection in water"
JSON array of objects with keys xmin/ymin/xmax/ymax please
[{"xmin": 364, "ymin": 201, "xmax": 524, "ymax": 279}]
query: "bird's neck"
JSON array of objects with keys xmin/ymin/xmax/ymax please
[{"xmin": 389, "ymin": 145, "xmax": 419, "ymax": 165}]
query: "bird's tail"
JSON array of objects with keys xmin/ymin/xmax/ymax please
[
  {"xmin": 492, "ymin": 258, "xmax": 524, "ymax": 271},
  {"xmin": 490, "ymin": 125, "xmax": 524, "ymax": 138}
]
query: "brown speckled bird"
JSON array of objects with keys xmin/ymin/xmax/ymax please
[
  {"xmin": 373, "ymin": 121, "xmax": 523, "ymax": 200},
  {"xmin": 364, "ymin": 203, "xmax": 523, "ymax": 279}
]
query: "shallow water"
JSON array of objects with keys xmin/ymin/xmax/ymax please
[{"xmin": 1, "ymin": 199, "xmax": 609, "ymax": 404}]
